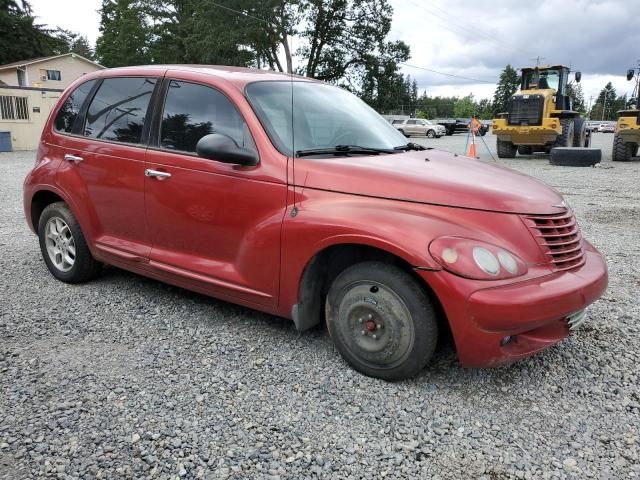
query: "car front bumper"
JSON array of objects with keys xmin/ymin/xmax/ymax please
[{"xmin": 417, "ymin": 245, "xmax": 608, "ymax": 367}]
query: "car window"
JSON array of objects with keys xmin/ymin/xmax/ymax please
[
  {"xmin": 83, "ymin": 77, "xmax": 156, "ymax": 144},
  {"xmin": 160, "ymin": 80, "xmax": 255, "ymax": 154},
  {"xmin": 407, "ymin": 120, "xmax": 417, "ymax": 125},
  {"xmin": 54, "ymin": 79, "xmax": 97, "ymax": 134},
  {"xmin": 392, "ymin": 119, "xmax": 404, "ymax": 124}
]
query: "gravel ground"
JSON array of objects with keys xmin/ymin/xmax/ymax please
[{"xmin": 1, "ymin": 137, "xmax": 639, "ymax": 480}]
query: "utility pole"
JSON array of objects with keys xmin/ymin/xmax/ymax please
[
  {"xmin": 634, "ymin": 59, "xmax": 640, "ymax": 109},
  {"xmin": 530, "ymin": 56, "xmax": 545, "ymax": 67}
]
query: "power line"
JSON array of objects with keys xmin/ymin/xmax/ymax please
[
  {"xmin": 208, "ymin": 1, "xmax": 273, "ymax": 26},
  {"xmin": 401, "ymin": 0, "xmax": 532, "ymax": 61},
  {"xmin": 401, "ymin": 63, "xmax": 496, "ymax": 84},
  {"xmin": 207, "ymin": 1, "xmax": 496, "ymax": 84}
]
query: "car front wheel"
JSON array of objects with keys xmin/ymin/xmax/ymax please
[
  {"xmin": 325, "ymin": 261, "xmax": 438, "ymax": 380},
  {"xmin": 426, "ymin": 130, "xmax": 436, "ymax": 138},
  {"xmin": 38, "ymin": 202, "xmax": 102, "ymax": 283}
]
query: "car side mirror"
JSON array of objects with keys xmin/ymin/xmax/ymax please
[
  {"xmin": 196, "ymin": 133, "xmax": 258, "ymax": 166},
  {"xmin": 574, "ymin": 71, "xmax": 582, "ymax": 83}
]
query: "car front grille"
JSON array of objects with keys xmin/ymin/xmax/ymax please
[
  {"xmin": 523, "ymin": 210, "xmax": 585, "ymax": 271},
  {"xmin": 508, "ymin": 95, "xmax": 544, "ymax": 126}
]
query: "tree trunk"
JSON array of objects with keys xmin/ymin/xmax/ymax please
[{"xmin": 282, "ymin": 35, "xmax": 293, "ymax": 74}]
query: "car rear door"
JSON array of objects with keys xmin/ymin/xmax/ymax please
[
  {"xmin": 143, "ymin": 74, "xmax": 287, "ymax": 308},
  {"xmin": 54, "ymin": 74, "xmax": 161, "ymax": 263}
]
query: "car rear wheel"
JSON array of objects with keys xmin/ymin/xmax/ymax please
[
  {"xmin": 38, "ymin": 202, "xmax": 102, "ymax": 283},
  {"xmin": 426, "ymin": 129, "xmax": 436, "ymax": 138},
  {"xmin": 325, "ymin": 261, "xmax": 438, "ymax": 380}
]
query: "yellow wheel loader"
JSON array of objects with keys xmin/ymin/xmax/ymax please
[
  {"xmin": 612, "ymin": 67, "xmax": 640, "ymax": 162},
  {"xmin": 492, "ymin": 65, "xmax": 589, "ymax": 158}
]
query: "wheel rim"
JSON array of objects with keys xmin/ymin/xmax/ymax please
[
  {"xmin": 335, "ymin": 281, "xmax": 415, "ymax": 368},
  {"xmin": 44, "ymin": 217, "xmax": 76, "ymax": 272},
  {"xmin": 427, "ymin": 130, "xmax": 435, "ymax": 138}
]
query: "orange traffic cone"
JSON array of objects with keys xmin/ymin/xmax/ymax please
[{"xmin": 468, "ymin": 135, "xmax": 477, "ymax": 158}]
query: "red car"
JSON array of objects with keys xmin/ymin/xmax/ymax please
[{"xmin": 23, "ymin": 66, "xmax": 608, "ymax": 380}]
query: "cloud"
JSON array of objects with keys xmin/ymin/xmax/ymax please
[{"xmin": 389, "ymin": 0, "xmax": 639, "ymax": 99}]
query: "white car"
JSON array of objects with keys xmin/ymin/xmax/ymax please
[{"xmin": 392, "ymin": 118, "xmax": 446, "ymax": 138}]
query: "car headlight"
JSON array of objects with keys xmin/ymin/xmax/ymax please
[{"xmin": 429, "ymin": 236, "xmax": 527, "ymax": 280}]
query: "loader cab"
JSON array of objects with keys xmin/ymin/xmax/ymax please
[{"xmin": 521, "ymin": 65, "xmax": 575, "ymax": 111}]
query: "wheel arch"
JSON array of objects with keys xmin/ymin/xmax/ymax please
[
  {"xmin": 291, "ymin": 241, "xmax": 445, "ymax": 333},
  {"xmin": 29, "ymin": 188, "xmax": 69, "ymax": 232},
  {"xmin": 29, "ymin": 187, "xmax": 96, "ymax": 245}
]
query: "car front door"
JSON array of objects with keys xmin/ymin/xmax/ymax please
[
  {"xmin": 143, "ymin": 77, "xmax": 287, "ymax": 308},
  {"xmin": 54, "ymin": 75, "xmax": 159, "ymax": 263}
]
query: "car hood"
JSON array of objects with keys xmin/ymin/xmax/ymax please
[{"xmin": 297, "ymin": 149, "xmax": 565, "ymax": 215}]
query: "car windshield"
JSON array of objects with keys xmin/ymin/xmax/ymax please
[{"xmin": 246, "ymin": 81, "xmax": 407, "ymax": 157}]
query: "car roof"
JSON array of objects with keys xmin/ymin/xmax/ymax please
[{"xmin": 83, "ymin": 65, "xmax": 319, "ymax": 90}]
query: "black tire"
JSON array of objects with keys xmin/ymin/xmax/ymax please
[
  {"xmin": 612, "ymin": 133, "xmax": 636, "ymax": 162},
  {"xmin": 38, "ymin": 202, "xmax": 102, "ymax": 283},
  {"xmin": 573, "ymin": 117, "xmax": 588, "ymax": 147},
  {"xmin": 325, "ymin": 261, "xmax": 438, "ymax": 381},
  {"xmin": 517, "ymin": 145, "xmax": 533, "ymax": 155},
  {"xmin": 497, "ymin": 139, "xmax": 517, "ymax": 158},
  {"xmin": 549, "ymin": 147, "xmax": 601, "ymax": 167},
  {"xmin": 554, "ymin": 118, "xmax": 575, "ymax": 147},
  {"xmin": 398, "ymin": 129, "xmax": 408, "ymax": 138},
  {"xmin": 426, "ymin": 129, "xmax": 436, "ymax": 138}
]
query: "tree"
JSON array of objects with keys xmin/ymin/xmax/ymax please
[
  {"xmin": 54, "ymin": 29, "xmax": 95, "ymax": 59},
  {"xmin": 590, "ymin": 82, "xmax": 625, "ymax": 121},
  {"xmin": 0, "ymin": 0, "xmax": 67, "ymax": 64},
  {"xmin": 475, "ymin": 98, "xmax": 494, "ymax": 119},
  {"xmin": 453, "ymin": 94, "xmax": 476, "ymax": 118},
  {"xmin": 567, "ymin": 81, "xmax": 586, "ymax": 113},
  {"xmin": 492, "ymin": 64, "xmax": 519, "ymax": 115},
  {"xmin": 95, "ymin": 0, "xmax": 152, "ymax": 67}
]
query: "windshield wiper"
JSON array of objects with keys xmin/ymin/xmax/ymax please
[
  {"xmin": 394, "ymin": 142, "xmax": 429, "ymax": 151},
  {"xmin": 295, "ymin": 144, "xmax": 396, "ymax": 157}
]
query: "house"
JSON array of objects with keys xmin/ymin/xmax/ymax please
[
  {"xmin": 0, "ymin": 53, "xmax": 105, "ymax": 151},
  {"xmin": 0, "ymin": 53, "xmax": 104, "ymax": 90}
]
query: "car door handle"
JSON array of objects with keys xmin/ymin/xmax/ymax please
[
  {"xmin": 64, "ymin": 153, "xmax": 83, "ymax": 163},
  {"xmin": 145, "ymin": 169, "xmax": 171, "ymax": 180}
]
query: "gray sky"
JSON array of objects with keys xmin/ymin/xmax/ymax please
[{"xmin": 29, "ymin": 0, "xmax": 639, "ymax": 102}]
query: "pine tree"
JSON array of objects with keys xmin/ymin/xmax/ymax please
[
  {"xmin": 0, "ymin": 0, "xmax": 66, "ymax": 64},
  {"xmin": 492, "ymin": 64, "xmax": 519, "ymax": 115},
  {"xmin": 590, "ymin": 82, "xmax": 620, "ymax": 120},
  {"xmin": 95, "ymin": 0, "xmax": 151, "ymax": 67},
  {"xmin": 567, "ymin": 81, "xmax": 586, "ymax": 113}
]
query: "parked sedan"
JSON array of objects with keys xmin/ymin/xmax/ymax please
[{"xmin": 392, "ymin": 118, "xmax": 446, "ymax": 138}]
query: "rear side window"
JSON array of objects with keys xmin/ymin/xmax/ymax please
[
  {"xmin": 160, "ymin": 80, "xmax": 254, "ymax": 153},
  {"xmin": 54, "ymin": 79, "xmax": 97, "ymax": 133},
  {"xmin": 83, "ymin": 77, "xmax": 156, "ymax": 144}
]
